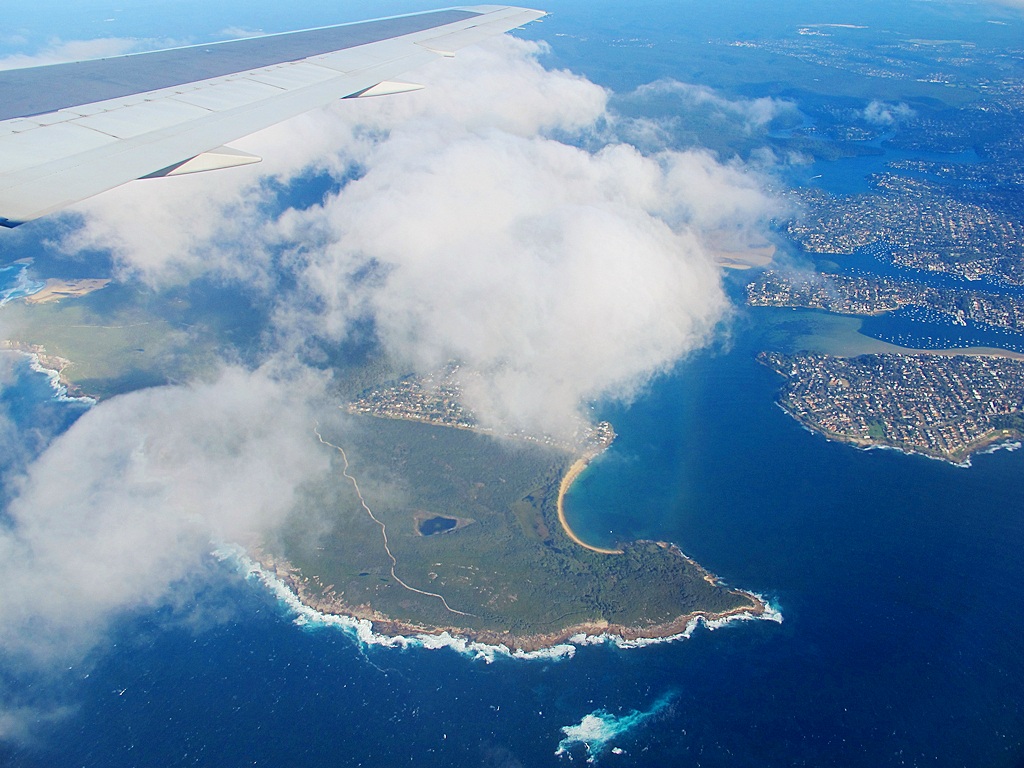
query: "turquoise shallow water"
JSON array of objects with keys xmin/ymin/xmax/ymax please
[{"xmin": 0, "ymin": 264, "xmax": 44, "ymax": 305}]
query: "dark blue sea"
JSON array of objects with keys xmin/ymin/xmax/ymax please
[{"xmin": 4, "ymin": 321, "xmax": 1023, "ymax": 768}]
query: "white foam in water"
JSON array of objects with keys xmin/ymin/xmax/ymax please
[
  {"xmin": 23, "ymin": 352, "xmax": 96, "ymax": 405},
  {"xmin": 555, "ymin": 692, "xmax": 676, "ymax": 762},
  {"xmin": 213, "ymin": 545, "xmax": 782, "ymax": 661},
  {"xmin": 864, "ymin": 442, "xmax": 973, "ymax": 469},
  {"xmin": 0, "ymin": 264, "xmax": 45, "ymax": 306},
  {"xmin": 978, "ymin": 440, "xmax": 1021, "ymax": 457},
  {"xmin": 568, "ymin": 596, "xmax": 782, "ymax": 650},
  {"xmin": 213, "ymin": 545, "xmax": 578, "ymax": 663},
  {"xmin": 1, "ymin": 266, "xmax": 92, "ymax": 404}
]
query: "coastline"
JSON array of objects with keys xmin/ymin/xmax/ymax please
[
  {"xmin": 22, "ymin": 278, "xmax": 111, "ymax": 305},
  {"xmin": 233, "ymin": 544, "xmax": 777, "ymax": 655},
  {"xmin": 556, "ymin": 451, "xmax": 624, "ymax": 555},
  {"xmin": 237, "ymin": 420, "xmax": 775, "ymax": 653},
  {"xmin": 779, "ymin": 402, "xmax": 1023, "ymax": 466},
  {"xmin": 0, "ymin": 340, "xmax": 95, "ymax": 403}
]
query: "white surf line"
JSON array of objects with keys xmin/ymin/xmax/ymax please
[{"xmin": 313, "ymin": 423, "xmax": 475, "ymax": 617}]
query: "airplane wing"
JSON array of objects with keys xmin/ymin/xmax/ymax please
[{"xmin": 0, "ymin": 4, "xmax": 544, "ymax": 227}]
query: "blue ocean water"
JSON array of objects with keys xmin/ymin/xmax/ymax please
[
  {"xmin": 4, "ymin": 330, "xmax": 1023, "ymax": 767},
  {"xmin": 0, "ymin": 355, "xmax": 90, "ymax": 493}
]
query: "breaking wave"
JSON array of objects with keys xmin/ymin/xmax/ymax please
[
  {"xmin": 978, "ymin": 440, "xmax": 1021, "ymax": 457},
  {"xmin": 568, "ymin": 597, "xmax": 782, "ymax": 650},
  {"xmin": 0, "ymin": 263, "xmax": 44, "ymax": 306},
  {"xmin": 555, "ymin": 691, "xmax": 677, "ymax": 762},
  {"xmin": 214, "ymin": 546, "xmax": 781, "ymax": 661},
  {"xmin": 23, "ymin": 352, "xmax": 96, "ymax": 405},
  {"xmin": 213, "ymin": 545, "xmax": 577, "ymax": 663}
]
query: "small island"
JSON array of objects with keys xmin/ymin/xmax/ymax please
[{"xmin": 761, "ymin": 351, "xmax": 1024, "ymax": 464}]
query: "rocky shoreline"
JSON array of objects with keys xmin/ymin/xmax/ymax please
[
  {"xmin": 252, "ymin": 545, "xmax": 770, "ymax": 653},
  {"xmin": 785, "ymin": 405, "xmax": 1022, "ymax": 466},
  {"xmin": 0, "ymin": 340, "xmax": 94, "ymax": 401}
]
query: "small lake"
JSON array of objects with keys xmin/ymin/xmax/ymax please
[{"xmin": 417, "ymin": 516, "xmax": 458, "ymax": 536}]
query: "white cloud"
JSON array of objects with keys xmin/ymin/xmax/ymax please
[
  {"xmin": 60, "ymin": 37, "xmax": 780, "ymax": 439},
  {"xmin": 281, "ymin": 134, "xmax": 746, "ymax": 437},
  {"xmin": 630, "ymin": 79, "xmax": 797, "ymax": 133},
  {"xmin": 862, "ymin": 99, "xmax": 916, "ymax": 125},
  {"xmin": 0, "ymin": 364, "xmax": 329, "ymax": 669},
  {"xmin": 268, "ymin": 124, "xmax": 779, "ymax": 437},
  {"xmin": 61, "ymin": 37, "xmax": 607, "ymax": 287}
]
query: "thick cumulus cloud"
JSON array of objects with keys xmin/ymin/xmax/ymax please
[
  {"xmin": 0, "ymin": 365, "xmax": 329, "ymax": 669},
  {"xmin": 278, "ymin": 131, "xmax": 774, "ymax": 437},
  {"xmin": 62, "ymin": 38, "xmax": 607, "ymax": 286},
  {"xmin": 61, "ymin": 37, "xmax": 779, "ymax": 438}
]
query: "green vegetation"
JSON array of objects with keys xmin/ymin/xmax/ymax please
[
  {"xmin": 866, "ymin": 421, "xmax": 886, "ymax": 440},
  {"xmin": 992, "ymin": 412, "xmax": 1024, "ymax": 433},
  {"xmin": 271, "ymin": 416, "xmax": 757, "ymax": 639},
  {"xmin": 3, "ymin": 276, "xmax": 758, "ymax": 642},
  {"xmin": 0, "ymin": 281, "xmax": 254, "ymax": 398}
]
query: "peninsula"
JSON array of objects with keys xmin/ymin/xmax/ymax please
[
  {"xmin": 761, "ymin": 351, "xmax": 1024, "ymax": 463},
  {"xmin": 0, "ymin": 269, "xmax": 773, "ymax": 648},
  {"xmin": 257, "ymin": 371, "xmax": 770, "ymax": 650}
]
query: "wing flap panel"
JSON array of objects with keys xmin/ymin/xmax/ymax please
[
  {"xmin": 244, "ymin": 61, "xmax": 343, "ymax": 89},
  {"xmin": 0, "ymin": 123, "xmax": 116, "ymax": 174},
  {"xmin": 72, "ymin": 99, "xmax": 214, "ymax": 140},
  {"xmin": 168, "ymin": 78, "xmax": 285, "ymax": 112}
]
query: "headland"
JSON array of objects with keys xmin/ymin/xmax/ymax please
[
  {"xmin": 255, "ymin": 375, "xmax": 771, "ymax": 651},
  {"xmin": 762, "ymin": 350, "xmax": 1024, "ymax": 464},
  {"xmin": 253, "ymin": 542, "xmax": 771, "ymax": 653}
]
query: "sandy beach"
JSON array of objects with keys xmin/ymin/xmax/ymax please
[
  {"xmin": 556, "ymin": 456, "xmax": 624, "ymax": 555},
  {"xmin": 23, "ymin": 278, "xmax": 110, "ymax": 305}
]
